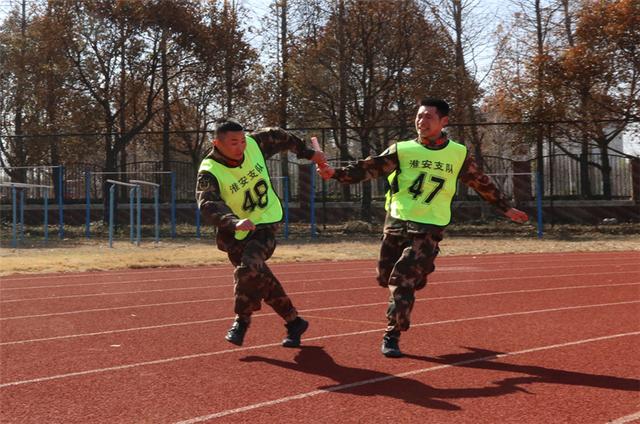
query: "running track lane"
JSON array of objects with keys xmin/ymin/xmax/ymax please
[
  {"xmin": 1, "ymin": 303, "xmax": 638, "ymax": 423},
  {"xmin": 2, "ymin": 250, "xmax": 637, "ymax": 422}
]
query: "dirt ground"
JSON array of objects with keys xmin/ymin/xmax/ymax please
[{"xmin": 1, "ymin": 223, "xmax": 638, "ymax": 276}]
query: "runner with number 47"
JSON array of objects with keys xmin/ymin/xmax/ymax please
[{"xmin": 317, "ymin": 97, "xmax": 529, "ymax": 358}]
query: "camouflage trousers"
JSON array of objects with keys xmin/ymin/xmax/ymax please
[
  {"xmin": 217, "ymin": 226, "xmax": 298, "ymax": 324},
  {"xmin": 376, "ymin": 230, "xmax": 443, "ymax": 334}
]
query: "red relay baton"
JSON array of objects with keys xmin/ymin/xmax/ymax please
[{"xmin": 311, "ymin": 136, "xmax": 329, "ymax": 170}]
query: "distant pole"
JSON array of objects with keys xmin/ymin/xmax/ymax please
[
  {"xmin": 11, "ymin": 186, "xmax": 17, "ymax": 248},
  {"xmin": 154, "ymin": 186, "xmax": 160, "ymax": 243},
  {"xmin": 321, "ymin": 129, "xmax": 327, "ymax": 230},
  {"xmin": 170, "ymin": 171, "xmax": 176, "ymax": 238},
  {"xmin": 136, "ymin": 185, "xmax": 141, "ymax": 246},
  {"xmin": 44, "ymin": 188, "xmax": 49, "ymax": 243},
  {"xmin": 85, "ymin": 169, "xmax": 91, "ymax": 238},
  {"xmin": 58, "ymin": 165, "xmax": 64, "ymax": 239},
  {"xmin": 195, "ymin": 204, "xmax": 201, "ymax": 239},
  {"xmin": 19, "ymin": 188, "xmax": 24, "ymax": 242},
  {"xmin": 310, "ymin": 166, "xmax": 316, "ymax": 238},
  {"xmin": 283, "ymin": 176, "xmax": 289, "ymax": 240},
  {"xmin": 129, "ymin": 187, "xmax": 135, "ymax": 243},
  {"xmin": 536, "ymin": 171, "xmax": 543, "ymax": 239},
  {"xmin": 109, "ymin": 185, "xmax": 115, "ymax": 248}
]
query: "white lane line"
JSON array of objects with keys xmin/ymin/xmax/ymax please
[
  {"xmin": 2, "ymin": 261, "xmax": 637, "ymax": 300},
  {"xmin": 1, "ymin": 253, "xmax": 636, "ymax": 285},
  {"xmin": 0, "ymin": 275, "xmax": 371, "ymax": 303},
  {"xmin": 430, "ymin": 270, "xmax": 637, "ymax": 286},
  {"xmin": 607, "ymin": 412, "xmax": 640, "ymax": 424},
  {"xmin": 2, "ymin": 277, "xmax": 638, "ymax": 322},
  {"xmin": 0, "ymin": 267, "xmax": 374, "ymax": 291},
  {"xmin": 2, "ymin": 283, "xmax": 638, "ymax": 345},
  {"xmin": 0, "ymin": 300, "xmax": 638, "ymax": 388},
  {"xmin": 3, "ymin": 260, "xmax": 637, "ymax": 292},
  {"xmin": 0, "ymin": 285, "xmax": 380, "ymax": 320},
  {"xmin": 174, "ymin": 331, "xmax": 640, "ymax": 423}
]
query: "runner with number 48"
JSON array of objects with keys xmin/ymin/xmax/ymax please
[{"xmin": 196, "ymin": 119, "xmax": 328, "ymax": 348}]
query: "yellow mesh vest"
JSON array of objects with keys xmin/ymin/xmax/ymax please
[
  {"xmin": 198, "ymin": 136, "xmax": 283, "ymax": 239},
  {"xmin": 386, "ymin": 139, "xmax": 467, "ymax": 226}
]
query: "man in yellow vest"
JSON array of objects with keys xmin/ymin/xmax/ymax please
[
  {"xmin": 317, "ymin": 98, "xmax": 529, "ymax": 357},
  {"xmin": 196, "ymin": 119, "xmax": 327, "ymax": 347}
]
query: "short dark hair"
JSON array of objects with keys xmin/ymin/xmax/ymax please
[
  {"xmin": 215, "ymin": 118, "xmax": 244, "ymax": 137},
  {"xmin": 420, "ymin": 98, "xmax": 450, "ymax": 117}
]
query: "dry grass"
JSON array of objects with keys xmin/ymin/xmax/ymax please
[{"xmin": 1, "ymin": 234, "xmax": 638, "ymax": 277}]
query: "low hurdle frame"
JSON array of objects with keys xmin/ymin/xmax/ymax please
[
  {"xmin": 0, "ymin": 182, "xmax": 53, "ymax": 247},
  {"xmin": 106, "ymin": 179, "xmax": 140, "ymax": 248},
  {"xmin": 130, "ymin": 179, "xmax": 160, "ymax": 243},
  {"xmin": 87, "ymin": 171, "xmax": 175, "ymax": 239}
]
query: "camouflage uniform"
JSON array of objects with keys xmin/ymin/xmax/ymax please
[
  {"xmin": 332, "ymin": 134, "xmax": 512, "ymax": 337},
  {"xmin": 196, "ymin": 128, "xmax": 316, "ymax": 324}
]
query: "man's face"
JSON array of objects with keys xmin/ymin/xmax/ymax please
[
  {"xmin": 415, "ymin": 105, "xmax": 448, "ymax": 140},
  {"xmin": 214, "ymin": 130, "xmax": 246, "ymax": 160}
]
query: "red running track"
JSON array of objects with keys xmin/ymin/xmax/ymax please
[{"xmin": 0, "ymin": 251, "xmax": 639, "ymax": 423}]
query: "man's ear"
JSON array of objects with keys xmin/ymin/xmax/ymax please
[
  {"xmin": 213, "ymin": 138, "xmax": 220, "ymax": 147},
  {"xmin": 441, "ymin": 116, "xmax": 449, "ymax": 127}
]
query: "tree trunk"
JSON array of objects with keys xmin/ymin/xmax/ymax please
[
  {"xmin": 13, "ymin": 0, "xmax": 27, "ymax": 172},
  {"xmin": 161, "ymin": 30, "xmax": 171, "ymax": 202},
  {"xmin": 119, "ymin": 147, "xmax": 128, "ymax": 201},
  {"xmin": 102, "ymin": 123, "xmax": 117, "ymax": 223},
  {"xmin": 337, "ymin": 0, "xmax": 350, "ymax": 202},
  {"xmin": 279, "ymin": 0, "xmax": 290, "ymax": 196},
  {"xmin": 360, "ymin": 132, "xmax": 372, "ymax": 222},
  {"xmin": 600, "ymin": 145, "xmax": 612, "ymax": 199},
  {"xmin": 103, "ymin": 152, "xmax": 118, "ymax": 223},
  {"xmin": 451, "ymin": 0, "xmax": 469, "ymax": 201},
  {"xmin": 580, "ymin": 140, "xmax": 591, "ymax": 198},
  {"xmin": 534, "ymin": 0, "xmax": 545, "ymax": 198}
]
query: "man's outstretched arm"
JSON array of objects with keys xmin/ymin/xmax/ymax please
[
  {"xmin": 460, "ymin": 156, "xmax": 528, "ymax": 223},
  {"xmin": 251, "ymin": 127, "xmax": 326, "ymax": 166},
  {"xmin": 319, "ymin": 145, "xmax": 399, "ymax": 183}
]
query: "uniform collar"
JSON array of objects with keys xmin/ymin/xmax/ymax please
[
  {"xmin": 418, "ymin": 132, "xmax": 449, "ymax": 150},
  {"xmin": 211, "ymin": 147, "xmax": 244, "ymax": 168}
]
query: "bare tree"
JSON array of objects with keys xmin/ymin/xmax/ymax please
[{"xmin": 290, "ymin": 0, "xmax": 457, "ymax": 220}]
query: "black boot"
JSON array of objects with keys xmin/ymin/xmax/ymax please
[
  {"xmin": 381, "ymin": 332, "xmax": 402, "ymax": 358},
  {"xmin": 225, "ymin": 319, "xmax": 249, "ymax": 346},
  {"xmin": 282, "ymin": 317, "xmax": 309, "ymax": 347}
]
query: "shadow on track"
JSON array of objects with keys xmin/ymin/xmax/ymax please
[{"xmin": 241, "ymin": 346, "xmax": 532, "ymax": 410}]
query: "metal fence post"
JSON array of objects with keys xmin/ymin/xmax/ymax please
[
  {"xmin": 171, "ymin": 171, "xmax": 176, "ymax": 238},
  {"xmin": 195, "ymin": 204, "xmax": 201, "ymax": 239},
  {"xmin": 11, "ymin": 186, "xmax": 17, "ymax": 248},
  {"xmin": 536, "ymin": 171, "xmax": 544, "ymax": 239},
  {"xmin": 155, "ymin": 186, "xmax": 160, "ymax": 243},
  {"xmin": 58, "ymin": 165, "xmax": 64, "ymax": 239},
  {"xmin": 310, "ymin": 166, "xmax": 317, "ymax": 238},
  {"xmin": 136, "ymin": 185, "xmax": 141, "ymax": 246},
  {"xmin": 109, "ymin": 185, "xmax": 115, "ymax": 248},
  {"xmin": 283, "ymin": 176, "xmax": 289, "ymax": 240},
  {"xmin": 129, "ymin": 187, "xmax": 135, "ymax": 243},
  {"xmin": 85, "ymin": 169, "xmax": 91, "ymax": 238},
  {"xmin": 19, "ymin": 188, "xmax": 24, "ymax": 242},
  {"xmin": 44, "ymin": 188, "xmax": 49, "ymax": 244}
]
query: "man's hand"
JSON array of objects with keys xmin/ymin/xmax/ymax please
[
  {"xmin": 316, "ymin": 163, "xmax": 335, "ymax": 180},
  {"xmin": 235, "ymin": 218, "xmax": 256, "ymax": 231},
  {"xmin": 505, "ymin": 208, "xmax": 529, "ymax": 224}
]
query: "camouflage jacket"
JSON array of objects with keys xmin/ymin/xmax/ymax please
[
  {"xmin": 332, "ymin": 137, "xmax": 512, "ymax": 234},
  {"xmin": 196, "ymin": 128, "xmax": 316, "ymax": 232}
]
